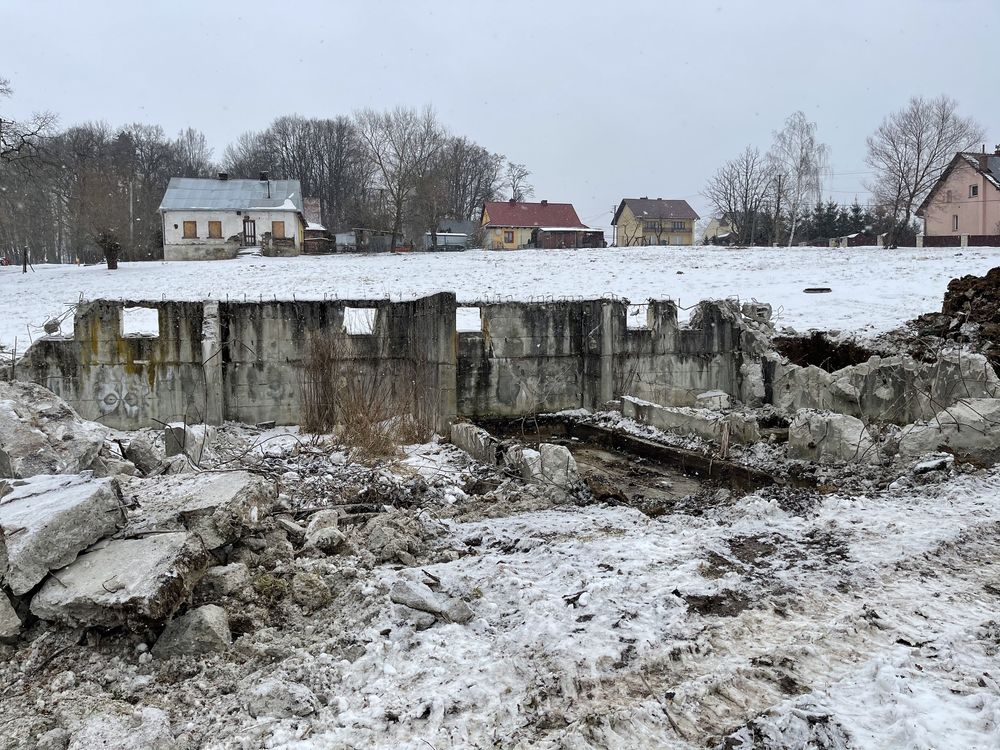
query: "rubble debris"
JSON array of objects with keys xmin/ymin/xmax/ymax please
[
  {"xmin": 622, "ymin": 396, "xmax": 761, "ymax": 445},
  {"xmin": 898, "ymin": 398, "xmax": 1000, "ymax": 464},
  {"xmin": 245, "ymin": 678, "xmax": 320, "ymax": 719},
  {"xmin": 303, "ymin": 509, "xmax": 346, "ymax": 552},
  {"xmin": 696, "ymin": 390, "xmax": 731, "ymax": 409},
  {"xmin": 772, "ymin": 331, "xmax": 875, "ymax": 373},
  {"xmin": 0, "ymin": 591, "xmax": 21, "ymax": 640},
  {"xmin": 0, "ymin": 474, "xmax": 122, "ymax": 595},
  {"xmin": 164, "ymin": 422, "xmax": 216, "ymax": 465},
  {"xmin": 67, "ymin": 706, "xmax": 174, "ymax": 750},
  {"xmin": 450, "ymin": 422, "xmax": 500, "ymax": 465},
  {"xmin": 912, "ymin": 454, "xmax": 955, "ymax": 475},
  {"xmin": 510, "ymin": 443, "xmax": 581, "ymax": 491},
  {"xmin": 123, "ymin": 431, "xmax": 163, "ymax": 475},
  {"xmin": 35, "ymin": 727, "xmax": 70, "ymax": 750},
  {"xmin": 788, "ymin": 410, "xmax": 879, "ymax": 464},
  {"xmin": 0, "ymin": 381, "xmax": 108, "ymax": 478},
  {"xmin": 119, "ymin": 471, "xmax": 275, "ymax": 550},
  {"xmin": 194, "ymin": 563, "xmax": 251, "ymax": 601},
  {"xmin": 389, "ymin": 579, "xmax": 473, "ymax": 624},
  {"xmin": 353, "ymin": 510, "xmax": 440, "ymax": 566},
  {"xmin": 911, "ymin": 266, "xmax": 1000, "ymax": 366},
  {"xmin": 152, "ymin": 604, "xmax": 231, "ymax": 658},
  {"xmin": 30, "ymin": 532, "xmax": 212, "ymax": 627},
  {"xmin": 291, "ymin": 571, "xmax": 332, "ymax": 610}
]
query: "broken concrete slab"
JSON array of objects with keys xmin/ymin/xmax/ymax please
[
  {"xmin": 0, "ymin": 381, "xmax": 108, "ymax": 479},
  {"xmin": 245, "ymin": 678, "xmax": 320, "ymax": 719},
  {"xmin": 303, "ymin": 510, "xmax": 346, "ymax": 553},
  {"xmin": 118, "ymin": 471, "xmax": 275, "ymax": 550},
  {"xmin": 164, "ymin": 423, "xmax": 216, "ymax": 465},
  {"xmin": 788, "ymin": 410, "xmax": 879, "ymax": 464},
  {"xmin": 622, "ymin": 396, "xmax": 761, "ymax": 445},
  {"xmin": 152, "ymin": 604, "xmax": 231, "ymax": 658},
  {"xmin": 123, "ymin": 431, "xmax": 162, "ymax": 475},
  {"xmin": 30, "ymin": 532, "xmax": 212, "ymax": 627},
  {"xmin": 0, "ymin": 591, "xmax": 21, "ymax": 641},
  {"xmin": 389, "ymin": 579, "xmax": 474, "ymax": 624},
  {"xmin": 0, "ymin": 474, "xmax": 123, "ymax": 595},
  {"xmin": 450, "ymin": 423, "xmax": 500, "ymax": 465},
  {"xmin": 696, "ymin": 390, "xmax": 731, "ymax": 410},
  {"xmin": 194, "ymin": 563, "xmax": 250, "ymax": 602},
  {"xmin": 897, "ymin": 398, "xmax": 1000, "ymax": 464}
]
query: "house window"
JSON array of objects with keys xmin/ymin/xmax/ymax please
[
  {"xmin": 953, "ymin": 215, "xmax": 959, "ymax": 231},
  {"xmin": 644, "ymin": 221, "xmax": 661, "ymax": 233},
  {"xmin": 208, "ymin": 221, "xmax": 222, "ymax": 239},
  {"xmin": 182, "ymin": 220, "xmax": 197, "ymax": 239},
  {"xmin": 672, "ymin": 221, "xmax": 686, "ymax": 231},
  {"xmin": 970, "ymin": 184, "xmax": 979, "ymax": 198},
  {"xmin": 271, "ymin": 220, "xmax": 286, "ymax": 239},
  {"xmin": 504, "ymin": 230, "xmax": 514, "ymax": 243}
]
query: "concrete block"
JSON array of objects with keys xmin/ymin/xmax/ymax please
[
  {"xmin": 450, "ymin": 423, "xmax": 499, "ymax": 465},
  {"xmin": 0, "ymin": 381, "xmax": 108, "ymax": 478},
  {"xmin": 153, "ymin": 604, "xmax": 231, "ymax": 658},
  {"xmin": 194, "ymin": 563, "xmax": 251, "ymax": 601},
  {"xmin": 0, "ymin": 475, "xmax": 122, "ymax": 595},
  {"xmin": 30, "ymin": 532, "xmax": 212, "ymax": 627},
  {"xmin": 0, "ymin": 592, "xmax": 20, "ymax": 641},
  {"xmin": 622, "ymin": 396, "xmax": 760, "ymax": 445},
  {"xmin": 898, "ymin": 398, "xmax": 1000, "ymax": 463},
  {"xmin": 118, "ymin": 471, "xmax": 275, "ymax": 550},
  {"xmin": 787, "ymin": 410, "xmax": 878, "ymax": 464},
  {"xmin": 696, "ymin": 390, "xmax": 731, "ymax": 410}
]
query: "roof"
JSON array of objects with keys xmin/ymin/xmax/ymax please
[
  {"xmin": 612, "ymin": 198, "xmax": 700, "ymax": 225},
  {"xmin": 916, "ymin": 152, "xmax": 1000, "ymax": 217},
  {"xmin": 159, "ymin": 177, "xmax": 305, "ymax": 213},
  {"xmin": 483, "ymin": 201, "xmax": 586, "ymax": 229}
]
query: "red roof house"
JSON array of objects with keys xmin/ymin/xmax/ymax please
[{"xmin": 481, "ymin": 199, "xmax": 602, "ymax": 249}]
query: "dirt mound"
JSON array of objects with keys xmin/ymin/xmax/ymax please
[{"xmin": 912, "ymin": 265, "xmax": 1000, "ymax": 365}]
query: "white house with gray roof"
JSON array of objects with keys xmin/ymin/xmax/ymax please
[{"xmin": 159, "ymin": 173, "xmax": 306, "ymax": 261}]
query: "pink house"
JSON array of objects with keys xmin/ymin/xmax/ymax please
[{"xmin": 917, "ymin": 149, "xmax": 1000, "ymax": 240}]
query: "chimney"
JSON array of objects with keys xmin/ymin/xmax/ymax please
[
  {"xmin": 217, "ymin": 172, "xmax": 229, "ymax": 181},
  {"xmin": 541, "ymin": 199, "xmax": 548, "ymax": 206}
]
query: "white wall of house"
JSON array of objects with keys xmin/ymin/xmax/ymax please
[{"xmin": 161, "ymin": 209, "xmax": 303, "ymax": 260}]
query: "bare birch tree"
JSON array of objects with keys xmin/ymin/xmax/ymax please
[
  {"xmin": 769, "ymin": 111, "xmax": 828, "ymax": 247},
  {"xmin": 0, "ymin": 77, "xmax": 56, "ymax": 168},
  {"xmin": 865, "ymin": 95, "xmax": 984, "ymax": 245},
  {"xmin": 703, "ymin": 146, "xmax": 774, "ymax": 245},
  {"xmin": 505, "ymin": 161, "xmax": 534, "ymax": 202}
]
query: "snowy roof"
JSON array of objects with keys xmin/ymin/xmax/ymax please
[
  {"xmin": 916, "ymin": 152, "xmax": 1000, "ymax": 216},
  {"xmin": 483, "ymin": 201, "xmax": 586, "ymax": 229},
  {"xmin": 613, "ymin": 198, "xmax": 699, "ymax": 225},
  {"xmin": 159, "ymin": 177, "xmax": 304, "ymax": 213},
  {"xmin": 306, "ymin": 221, "xmax": 327, "ymax": 231}
]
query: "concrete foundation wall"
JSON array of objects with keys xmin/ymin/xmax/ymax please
[{"xmin": 20, "ymin": 295, "xmax": 754, "ymax": 431}]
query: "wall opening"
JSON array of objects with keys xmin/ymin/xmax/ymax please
[
  {"xmin": 342, "ymin": 307, "xmax": 377, "ymax": 335},
  {"xmin": 456, "ymin": 306, "xmax": 482, "ymax": 332},
  {"xmin": 627, "ymin": 303, "xmax": 650, "ymax": 330},
  {"xmin": 121, "ymin": 305, "xmax": 160, "ymax": 337}
]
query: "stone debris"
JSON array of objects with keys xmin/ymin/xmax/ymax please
[
  {"xmin": 245, "ymin": 677, "xmax": 320, "ymax": 718},
  {"xmin": 0, "ymin": 591, "xmax": 21, "ymax": 640},
  {"xmin": 35, "ymin": 727, "xmax": 70, "ymax": 750},
  {"xmin": 194, "ymin": 562, "xmax": 251, "ymax": 601},
  {"xmin": 123, "ymin": 431, "xmax": 163, "ymax": 475},
  {"xmin": 30, "ymin": 532, "xmax": 212, "ymax": 627},
  {"xmin": 119, "ymin": 471, "xmax": 275, "ymax": 550},
  {"xmin": 389, "ymin": 579, "xmax": 474, "ymax": 624},
  {"xmin": 152, "ymin": 604, "xmax": 231, "ymax": 658},
  {"xmin": 450, "ymin": 422, "xmax": 500, "ymax": 465},
  {"xmin": 303, "ymin": 509, "xmax": 346, "ymax": 552},
  {"xmin": 0, "ymin": 380, "xmax": 108, "ymax": 478},
  {"xmin": 291, "ymin": 571, "xmax": 332, "ymax": 610},
  {"xmin": 164, "ymin": 422, "xmax": 217, "ymax": 465},
  {"xmin": 897, "ymin": 398, "xmax": 1000, "ymax": 463},
  {"xmin": 788, "ymin": 410, "xmax": 879, "ymax": 464},
  {"xmin": 622, "ymin": 396, "xmax": 761, "ymax": 445},
  {"xmin": 0, "ymin": 474, "xmax": 123, "ymax": 595},
  {"xmin": 67, "ymin": 706, "xmax": 174, "ymax": 750}
]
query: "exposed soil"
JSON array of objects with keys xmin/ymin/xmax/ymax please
[
  {"xmin": 772, "ymin": 331, "xmax": 876, "ymax": 372},
  {"xmin": 910, "ymin": 265, "xmax": 1000, "ymax": 367}
]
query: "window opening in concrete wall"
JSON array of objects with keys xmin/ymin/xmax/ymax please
[
  {"xmin": 456, "ymin": 307, "xmax": 482, "ymax": 332},
  {"xmin": 121, "ymin": 306, "xmax": 160, "ymax": 337},
  {"xmin": 343, "ymin": 307, "xmax": 377, "ymax": 335},
  {"xmin": 627, "ymin": 303, "xmax": 650, "ymax": 329}
]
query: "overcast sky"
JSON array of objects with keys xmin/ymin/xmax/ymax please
[{"xmin": 3, "ymin": 0, "xmax": 998, "ymax": 233}]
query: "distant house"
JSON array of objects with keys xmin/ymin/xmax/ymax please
[
  {"xmin": 702, "ymin": 214, "xmax": 735, "ymax": 244},
  {"xmin": 612, "ymin": 198, "xmax": 699, "ymax": 246},
  {"xmin": 481, "ymin": 199, "xmax": 602, "ymax": 249},
  {"xmin": 159, "ymin": 173, "xmax": 306, "ymax": 261},
  {"xmin": 917, "ymin": 149, "xmax": 1000, "ymax": 243}
]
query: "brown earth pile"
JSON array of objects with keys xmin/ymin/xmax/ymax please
[{"xmin": 912, "ymin": 266, "xmax": 1000, "ymax": 365}]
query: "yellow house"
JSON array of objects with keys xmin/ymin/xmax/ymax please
[
  {"xmin": 481, "ymin": 199, "xmax": 588, "ymax": 250},
  {"xmin": 612, "ymin": 198, "xmax": 699, "ymax": 246}
]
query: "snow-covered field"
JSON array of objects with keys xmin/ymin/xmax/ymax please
[{"xmin": 2, "ymin": 245, "xmax": 999, "ymax": 353}]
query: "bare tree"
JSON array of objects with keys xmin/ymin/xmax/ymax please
[
  {"xmin": 174, "ymin": 127, "xmax": 214, "ymax": 176},
  {"xmin": 0, "ymin": 77, "xmax": 56, "ymax": 168},
  {"xmin": 354, "ymin": 106, "xmax": 445, "ymax": 251},
  {"xmin": 703, "ymin": 146, "xmax": 774, "ymax": 245},
  {"xmin": 505, "ymin": 161, "xmax": 534, "ymax": 202},
  {"xmin": 866, "ymin": 95, "xmax": 984, "ymax": 246},
  {"xmin": 769, "ymin": 111, "xmax": 828, "ymax": 247}
]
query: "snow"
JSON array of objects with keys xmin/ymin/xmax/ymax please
[{"xmin": 2, "ymin": 245, "xmax": 999, "ymax": 353}]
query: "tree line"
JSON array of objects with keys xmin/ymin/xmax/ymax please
[
  {"xmin": 703, "ymin": 96, "xmax": 985, "ymax": 247},
  {"xmin": 0, "ymin": 81, "xmax": 529, "ymax": 265}
]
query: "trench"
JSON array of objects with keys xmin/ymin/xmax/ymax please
[{"xmin": 475, "ymin": 415, "xmax": 785, "ymax": 516}]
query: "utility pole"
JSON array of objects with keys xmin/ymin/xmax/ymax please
[{"xmin": 21, "ymin": 244, "xmax": 27, "ymax": 274}]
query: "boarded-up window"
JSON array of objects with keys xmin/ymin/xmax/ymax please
[
  {"xmin": 183, "ymin": 221, "xmax": 197, "ymax": 239},
  {"xmin": 272, "ymin": 220, "xmax": 285, "ymax": 239},
  {"xmin": 208, "ymin": 220, "xmax": 222, "ymax": 239}
]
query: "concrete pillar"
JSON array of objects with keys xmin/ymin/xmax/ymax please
[
  {"xmin": 201, "ymin": 301, "xmax": 224, "ymax": 425},
  {"xmin": 598, "ymin": 301, "xmax": 617, "ymax": 407},
  {"xmin": 961, "ymin": 234, "xmax": 969, "ymax": 248},
  {"xmin": 916, "ymin": 234, "xmax": 924, "ymax": 248}
]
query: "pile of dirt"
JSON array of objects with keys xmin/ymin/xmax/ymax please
[{"xmin": 910, "ymin": 266, "xmax": 1000, "ymax": 366}]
